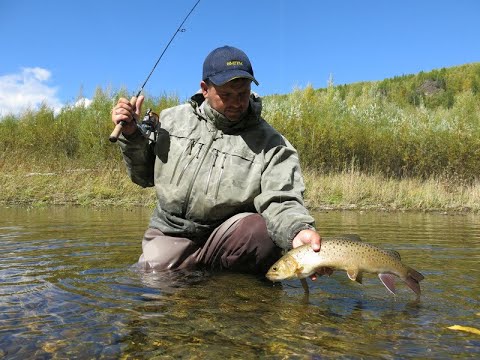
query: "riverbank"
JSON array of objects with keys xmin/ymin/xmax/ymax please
[{"xmin": 1, "ymin": 165, "xmax": 478, "ymax": 213}]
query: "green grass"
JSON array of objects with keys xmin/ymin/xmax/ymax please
[{"xmin": 2, "ymin": 165, "xmax": 479, "ymax": 212}]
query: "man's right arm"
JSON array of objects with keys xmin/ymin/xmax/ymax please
[
  {"xmin": 118, "ymin": 129, "xmax": 155, "ymax": 188},
  {"xmin": 112, "ymin": 96, "xmax": 155, "ymax": 187}
]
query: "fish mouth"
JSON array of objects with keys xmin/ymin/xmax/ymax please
[{"xmin": 265, "ymin": 272, "xmax": 282, "ymax": 281}]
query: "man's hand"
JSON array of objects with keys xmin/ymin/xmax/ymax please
[
  {"xmin": 111, "ymin": 95, "xmax": 145, "ymax": 136},
  {"xmin": 292, "ymin": 229, "xmax": 333, "ymax": 280},
  {"xmin": 292, "ymin": 229, "xmax": 321, "ymax": 250}
]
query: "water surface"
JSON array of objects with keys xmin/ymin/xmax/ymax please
[{"xmin": 0, "ymin": 207, "xmax": 479, "ymax": 358}]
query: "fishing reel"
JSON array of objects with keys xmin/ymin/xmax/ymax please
[{"xmin": 138, "ymin": 108, "xmax": 159, "ymax": 143}]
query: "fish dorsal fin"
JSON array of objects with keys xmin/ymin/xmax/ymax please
[
  {"xmin": 339, "ymin": 234, "xmax": 362, "ymax": 242},
  {"xmin": 385, "ymin": 249, "xmax": 401, "ymax": 260}
]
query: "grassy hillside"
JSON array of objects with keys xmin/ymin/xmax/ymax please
[{"xmin": 1, "ymin": 63, "xmax": 480, "ymax": 210}]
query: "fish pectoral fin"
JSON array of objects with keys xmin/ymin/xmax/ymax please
[
  {"xmin": 300, "ymin": 278, "xmax": 310, "ymax": 294},
  {"xmin": 295, "ymin": 266, "xmax": 305, "ymax": 277},
  {"xmin": 346, "ymin": 268, "xmax": 359, "ymax": 282},
  {"xmin": 378, "ymin": 273, "xmax": 397, "ymax": 295}
]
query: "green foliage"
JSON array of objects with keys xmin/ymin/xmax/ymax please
[
  {"xmin": 0, "ymin": 87, "xmax": 179, "ymax": 169},
  {"xmin": 1, "ymin": 62, "xmax": 479, "ymax": 182},
  {"xmin": 263, "ymin": 62, "xmax": 480, "ymax": 181}
]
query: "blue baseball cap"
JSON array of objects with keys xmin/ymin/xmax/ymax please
[{"xmin": 202, "ymin": 45, "xmax": 259, "ymax": 86}]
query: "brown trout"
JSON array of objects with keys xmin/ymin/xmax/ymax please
[{"xmin": 266, "ymin": 234, "xmax": 425, "ymax": 296}]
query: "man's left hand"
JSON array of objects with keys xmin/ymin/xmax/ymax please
[
  {"xmin": 292, "ymin": 229, "xmax": 320, "ymax": 251},
  {"xmin": 292, "ymin": 229, "xmax": 333, "ymax": 280}
]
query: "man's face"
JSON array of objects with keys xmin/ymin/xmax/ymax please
[{"xmin": 201, "ymin": 78, "xmax": 251, "ymax": 122}]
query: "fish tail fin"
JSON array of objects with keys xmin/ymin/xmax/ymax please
[
  {"xmin": 378, "ymin": 273, "xmax": 397, "ymax": 295},
  {"xmin": 379, "ymin": 268, "xmax": 424, "ymax": 296},
  {"xmin": 404, "ymin": 267, "xmax": 425, "ymax": 296},
  {"xmin": 407, "ymin": 267, "xmax": 425, "ymax": 282}
]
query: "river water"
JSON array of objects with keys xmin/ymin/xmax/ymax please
[{"xmin": 0, "ymin": 206, "xmax": 478, "ymax": 359}]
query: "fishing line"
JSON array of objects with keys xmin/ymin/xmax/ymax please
[
  {"xmin": 109, "ymin": 0, "xmax": 202, "ymax": 142},
  {"xmin": 136, "ymin": 0, "xmax": 202, "ymax": 98}
]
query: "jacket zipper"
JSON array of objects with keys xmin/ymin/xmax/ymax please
[
  {"xmin": 182, "ymin": 130, "xmax": 218, "ymax": 217},
  {"xmin": 204, "ymin": 149, "xmax": 219, "ymax": 194},
  {"xmin": 214, "ymin": 153, "xmax": 227, "ymax": 200},
  {"xmin": 176, "ymin": 144, "xmax": 203, "ymax": 186},
  {"xmin": 170, "ymin": 139, "xmax": 195, "ymax": 184}
]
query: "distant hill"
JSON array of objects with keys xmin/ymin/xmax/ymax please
[{"xmin": 332, "ymin": 62, "xmax": 480, "ymax": 109}]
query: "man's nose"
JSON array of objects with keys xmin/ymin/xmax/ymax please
[{"xmin": 231, "ymin": 94, "xmax": 242, "ymax": 107}]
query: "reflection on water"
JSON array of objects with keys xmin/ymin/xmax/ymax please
[{"xmin": 0, "ymin": 207, "xmax": 479, "ymax": 358}]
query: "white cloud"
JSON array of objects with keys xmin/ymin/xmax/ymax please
[
  {"xmin": 0, "ymin": 67, "xmax": 64, "ymax": 117},
  {"xmin": 74, "ymin": 97, "xmax": 92, "ymax": 108}
]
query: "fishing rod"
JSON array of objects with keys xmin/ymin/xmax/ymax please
[{"xmin": 109, "ymin": 0, "xmax": 202, "ymax": 142}]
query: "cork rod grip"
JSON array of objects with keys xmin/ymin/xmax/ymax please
[{"xmin": 109, "ymin": 96, "xmax": 137, "ymax": 143}]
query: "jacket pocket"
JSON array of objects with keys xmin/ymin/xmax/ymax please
[{"xmin": 210, "ymin": 151, "xmax": 261, "ymax": 203}]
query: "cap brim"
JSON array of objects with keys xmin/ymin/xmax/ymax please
[{"xmin": 208, "ymin": 70, "xmax": 259, "ymax": 86}]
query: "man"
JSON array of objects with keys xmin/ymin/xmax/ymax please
[{"xmin": 112, "ymin": 45, "xmax": 322, "ymax": 275}]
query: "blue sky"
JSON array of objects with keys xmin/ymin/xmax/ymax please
[{"xmin": 1, "ymin": 0, "xmax": 479, "ymax": 116}]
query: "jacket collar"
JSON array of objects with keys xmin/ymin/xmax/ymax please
[{"xmin": 190, "ymin": 92, "xmax": 262, "ymax": 134}]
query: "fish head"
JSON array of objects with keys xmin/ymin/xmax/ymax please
[{"xmin": 266, "ymin": 255, "xmax": 299, "ymax": 281}]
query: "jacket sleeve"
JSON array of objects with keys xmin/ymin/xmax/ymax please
[
  {"xmin": 117, "ymin": 128, "xmax": 155, "ymax": 188},
  {"xmin": 253, "ymin": 139, "xmax": 316, "ymax": 250}
]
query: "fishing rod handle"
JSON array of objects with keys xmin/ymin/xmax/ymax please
[{"xmin": 109, "ymin": 96, "xmax": 137, "ymax": 143}]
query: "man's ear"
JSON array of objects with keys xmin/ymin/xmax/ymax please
[{"xmin": 200, "ymin": 81, "xmax": 209, "ymax": 97}]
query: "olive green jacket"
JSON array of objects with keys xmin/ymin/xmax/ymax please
[{"xmin": 118, "ymin": 93, "xmax": 315, "ymax": 249}]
